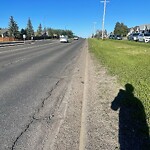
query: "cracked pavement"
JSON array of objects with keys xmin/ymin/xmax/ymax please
[
  {"xmin": 1, "ymin": 39, "xmax": 121, "ymax": 150},
  {"xmin": 0, "ymin": 39, "xmax": 86, "ymax": 150}
]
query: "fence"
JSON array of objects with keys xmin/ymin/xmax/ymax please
[{"xmin": 0, "ymin": 37, "xmax": 17, "ymax": 42}]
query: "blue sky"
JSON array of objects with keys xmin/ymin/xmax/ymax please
[{"xmin": 0, "ymin": 0, "xmax": 150, "ymax": 37}]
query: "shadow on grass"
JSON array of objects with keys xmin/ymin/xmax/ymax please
[{"xmin": 111, "ymin": 83, "xmax": 150, "ymax": 150}]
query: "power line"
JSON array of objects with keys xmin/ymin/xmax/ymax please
[{"xmin": 101, "ymin": 0, "xmax": 109, "ymax": 39}]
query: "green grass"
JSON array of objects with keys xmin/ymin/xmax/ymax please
[{"xmin": 88, "ymin": 38, "xmax": 150, "ymax": 125}]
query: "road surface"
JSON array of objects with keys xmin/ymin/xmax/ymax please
[
  {"xmin": 0, "ymin": 39, "xmax": 86, "ymax": 150},
  {"xmin": 0, "ymin": 39, "xmax": 121, "ymax": 150}
]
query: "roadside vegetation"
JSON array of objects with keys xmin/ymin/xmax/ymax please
[
  {"xmin": 0, "ymin": 16, "xmax": 74, "ymax": 40},
  {"xmin": 88, "ymin": 38, "xmax": 150, "ymax": 125}
]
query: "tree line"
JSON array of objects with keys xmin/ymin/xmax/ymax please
[
  {"xmin": 1, "ymin": 16, "xmax": 74, "ymax": 40},
  {"xmin": 94, "ymin": 22, "xmax": 129, "ymax": 38}
]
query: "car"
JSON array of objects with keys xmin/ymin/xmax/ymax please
[
  {"xmin": 128, "ymin": 33, "xmax": 139, "ymax": 41},
  {"xmin": 138, "ymin": 33, "xmax": 150, "ymax": 43},
  {"xmin": 74, "ymin": 36, "xmax": 79, "ymax": 40},
  {"xmin": 114, "ymin": 35, "xmax": 122, "ymax": 40},
  {"xmin": 109, "ymin": 35, "xmax": 115, "ymax": 39},
  {"xmin": 60, "ymin": 36, "xmax": 68, "ymax": 43}
]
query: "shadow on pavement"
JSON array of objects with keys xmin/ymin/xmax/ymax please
[{"xmin": 111, "ymin": 83, "xmax": 150, "ymax": 150}]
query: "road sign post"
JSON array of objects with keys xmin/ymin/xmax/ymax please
[{"xmin": 23, "ymin": 34, "xmax": 26, "ymax": 44}]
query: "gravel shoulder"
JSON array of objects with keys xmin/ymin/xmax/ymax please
[
  {"xmin": 85, "ymin": 51, "xmax": 120, "ymax": 150},
  {"xmin": 52, "ymin": 40, "xmax": 120, "ymax": 150}
]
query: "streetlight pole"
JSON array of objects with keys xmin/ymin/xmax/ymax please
[{"xmin": 101, "ymin": 0, "xmax": 109, "ymax": 40}]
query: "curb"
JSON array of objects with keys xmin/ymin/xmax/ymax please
[{"xmin": 0, "ymin": 41, "xmax": 34, "ymax": 47}]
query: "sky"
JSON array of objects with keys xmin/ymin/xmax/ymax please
[{"xmin": 0, "ymin": 0, "xmax": 150, "ymax": 38}]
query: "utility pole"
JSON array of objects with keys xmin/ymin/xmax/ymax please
[
  {"xmin": 101, "ymin": 0, "xmax": 109, "ymax": 40},
  {"xmin": 93, "ymin": 22, "xmax": 97, "ymax": 37},
  {"xmin": 43, "ymin": 16, "xmax": 46, "ymax": 40}
]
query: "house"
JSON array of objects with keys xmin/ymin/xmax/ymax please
[
  {"xmin": 128, "ymin": 24, "xmax": 150, "ymax": 35},
  {"xmin": 139, "ymin": 24, "xmax": 150, "ymax": 32},
  {"xmin": 0, "ymin": 28, "xmax": 16, "ymax": 42},
  {"xmin": 0, "ymin": 28, "xmax": 9, "ymax": 37}
]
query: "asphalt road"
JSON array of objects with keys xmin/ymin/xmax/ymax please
[{"xmin": 0, "ymin": 39, "xmax": 85, "ymax": 150}]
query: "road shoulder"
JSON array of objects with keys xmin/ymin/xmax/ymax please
[
  {"xmin": 85, "ymin": 52, "xmax": 120, "ymax": 149},
  {"xmin": 53, "ymin": 40, "xmax": 120, "ymax": 149}
]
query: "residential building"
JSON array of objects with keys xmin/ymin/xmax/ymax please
[
  {"xmin": 0, "ymin": 28, "xmax": 9, "ymax": 37},
  {"xmin": 128, "ymin": 24, "xmax": 150, "ymax": 36}
]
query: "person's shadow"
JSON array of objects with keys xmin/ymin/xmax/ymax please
[{"xmin": 111, "ymin": 83, "xmax": 150, "ymax": 150}]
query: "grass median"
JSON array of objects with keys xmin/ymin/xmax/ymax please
[{"xmin": 88, "ymin": 38, "xmax": 150, "ymax": 126}]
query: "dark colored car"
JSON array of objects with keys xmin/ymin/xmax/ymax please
[
  {"xmin": 114, "ymin": 35, "xmax": 122, "ymax": 40},
  {"xmin": 109, "ymin": 35, "xmax": 115, "ymax": 39}
]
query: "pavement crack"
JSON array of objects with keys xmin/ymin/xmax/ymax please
[
  {"xmin": 11, "ymin": 79, "xmax": 62, "ymax": 150},
  {"xmin": 36, "ymin": 79, "xmax": 61, "ymax": 114},
  {"xmin": 11, "ymin": 120, "xmax": 34, "ymax": 150}
]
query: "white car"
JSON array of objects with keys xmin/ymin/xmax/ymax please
[
  {"xmin": 138, "ymin": 33, "xmax": 150, "ymax": 43},
  {"xmin": 74, "ymin": 36, "xmax": 79, "ymax": 40},
  {"xmin": 60, "ymin": 36, "xmax": 68, "ymax": 43}
]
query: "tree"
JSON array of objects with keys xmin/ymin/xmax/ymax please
[
  {"xmin": 47, "ymin": 28, "xmax": 74, "ymax": 38},
  {"xmin": 37, "ymin": 23, "xmax": 42, "ymax": 36},
  {"xmin": 47, "ymin": 28, "xmax": 54, "ymax": 38},
  {"xmin": 8, "ymin": 16, "xmax": 19, "ymax": 38},
  {"xmin": 114, "ymin": 22, "xmax": 128, "ymax": 36},
  {"xmin": 26, "ymin": 18, "xmax": 34, "ymax": 39},
  {"xmin": 65, "ymin": 30, "xmax": 74, "ymax": 38},
  {"xmin": 120, "ymin": 23, "xmax": 129, "ymax": 36},
  {"xmin": 95, "ymin": 30, "xmax": 102, "ymax": 38},
  {"xmin": 144, "ymin": 25, "xmax": 148, "ymax": 33},
  {"xmin": 95, "ymin": 29, "xmax": 107, "ymax": 38}
]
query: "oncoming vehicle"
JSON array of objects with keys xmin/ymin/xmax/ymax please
[
  {"xmin": 60, "ymin": 35, "xmax": 68, "ymax": 43},
  {"xmin": 138, "ymin": 33, "xmax": 150, "ymax": 43},
  {"xmin": 73, "ymin": 36, "xmax": 79, "ymax": 40}
]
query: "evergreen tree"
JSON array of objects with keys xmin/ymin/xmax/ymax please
[
  {"xmin": 8, "ymin": 16, "xmax": 19, "ymax": 38},
  {"xmin": 37, "ymin": 23, "xmax": 42, "ymax": 36},
  {"xmin": 114, "ymin": 22, "xmax": 121, "ymax": 35},
  {"xmin": 26, "ymin": 18, "xmax": 34, "ymax": 39}
]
